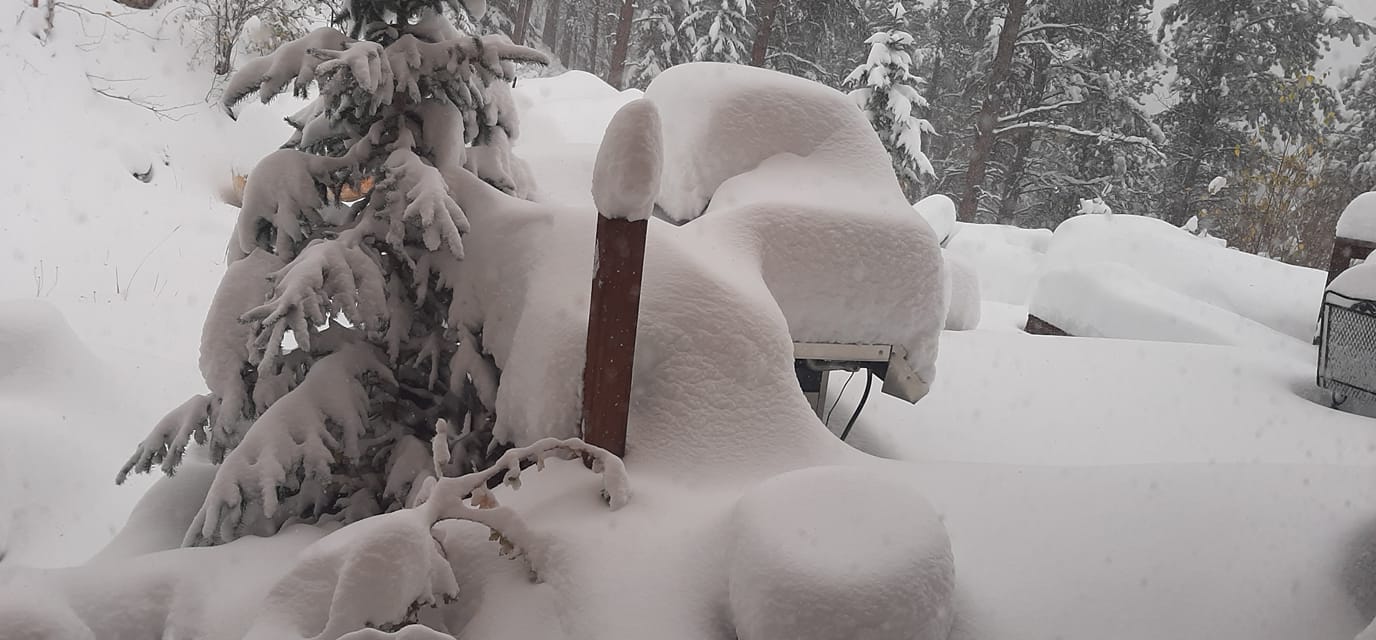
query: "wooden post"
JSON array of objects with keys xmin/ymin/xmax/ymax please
[
  {"xmin": 580, "ymin": 215, "xmax": 648, "ymax": 458},
  {"xmin": 581, "ymin": 98, "xmax": 661, "ymax": 459}
]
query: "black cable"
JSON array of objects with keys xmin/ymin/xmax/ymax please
[
  {"xmin": 824, "ymin": 370, "xmax": 857, "ymax": 425},
  {"xmin": 840, "ymin": 370, "xmax": 873, "ymax": 442}
]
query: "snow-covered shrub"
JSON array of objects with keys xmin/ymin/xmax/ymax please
[
  {"xmin": 845, "ymin": 2, "xmax": 934, "ymax": 201},
  {"xmin": 181, "ymin": 0, "xmax": 321, "ymax": 76},
  {"xmin": 117, "ymin": 0, "xmax": 552, "ymax": 546}
]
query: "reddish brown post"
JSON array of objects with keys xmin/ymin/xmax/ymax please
[
  {"xmin": 581, "ymin": 216, "xmax": 648, "ymax": 457},
  {"xmin": 581, "ymin": 99, "xmax": 662, "ymax": 459}
]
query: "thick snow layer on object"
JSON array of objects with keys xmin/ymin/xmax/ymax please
[
  {"xmin": 644, "ymin": 62, "xmax": 905, "ymax": 223},
  {"xmin": 1328, "ymin": 261, "xmax": 1376, "ymax": 302},
  {"xmin": 1031, "ymin": 262, "xmax": 1311, "ymax": 360},
  {"xmin": 729, "ymin": 465, "xmax": 954, "ymax": 640},
  {"xmin": 914, "ymin": 194, "xmax": 957, "ymax": 244},
  {"xmin": 591, "ymin": 100, "xmax": 663, "ymax": 221},
  {"xmin": 1044, "ymin": 214, "xmax": 1325, "ymax": 341},
  {"xmin": 1338, "ymin": 192, "xmax": 1376, "ymax": 243},
  {"xmin": 945, "ymin": 222, "xmax": 1051, "ymax": 304},
  {"xmin": 943, "ymin": 252, "xmax": 981, "ymax": 330}
]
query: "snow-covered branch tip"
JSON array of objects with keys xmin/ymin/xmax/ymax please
[
  {"xmin": 406, "ymin": 437, "xmax": 630, "ymax": 575},
  {"xmin": 222, "ymin": 27, "xmax": 352, "ymax": 118},
  {"xmin": 116, "ymin": 394, "xmax": 211, "ymax": 484}
]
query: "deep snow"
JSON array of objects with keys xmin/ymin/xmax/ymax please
[{"xmin": 0, "ymin": 4, "xmax": 1374, "ymax": 640}]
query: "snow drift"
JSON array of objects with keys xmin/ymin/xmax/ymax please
[{"xmin": 1036, "ymin": 214, "xmax": 1325, "ymax": 344}]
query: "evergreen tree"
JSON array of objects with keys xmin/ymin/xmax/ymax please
[
  {"xmin": 685, "ymin": 0, "xmax": 754, "ymax": 64},
  {"xmin": 627, "ymin": 0, "xmax": 694, "ymax": 87},
  {"xmin": 846, "ymin": 2, "xmax": 935, "ymax": 201},
  {"xmin": 117, "ymin": 0, "xmax": 548, "ymax": 545},
  {"xmin": 1338, "ymin": 48, "xmax": 1376, "ymax": 190},
  {"xmin": 941, "ymin": 0, "xmax": 1162, "ymax": 224},
  {"xmin": 1157, "ymin": 0, "xmax": 1372, "ymax": 226},
  {"xmin": 989, "ymin": 0, "xmax": 1163, "ymax": 225}
]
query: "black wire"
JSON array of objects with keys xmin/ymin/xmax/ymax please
[
  {"xmin": 840, "ymin": 370, "xmax": 874, "ymax": 442},
  {"xmin": 824, "ymin": 371, "xmax": 857, "ymax": 425}
]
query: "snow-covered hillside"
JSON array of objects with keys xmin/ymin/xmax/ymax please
[
  {"xmin": 0, "ymin": 0, "xmax": 309, "ymax": 565},
  {"xmin": 1, "ymin": 1, "xmax": 1374, "ymax": 639}
]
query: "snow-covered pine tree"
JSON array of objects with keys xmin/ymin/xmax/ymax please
[
  {"xmin": 116, "ymin": 0, "xmax": 549, "ymax": 546},
  {"xmin": 627, "ymin": 0, "xmax": 693, "ymax": 88},
  {"xmin": 684, "ymin": 0, "xmax": 754, "ymax": 64},
  {"xmin": 845, "ymin": 2, "xmax": 935, "ymax": 201},
  {"xmin": 1339, "ymin": 48, "xmax": 1376, "ymax": 190}
]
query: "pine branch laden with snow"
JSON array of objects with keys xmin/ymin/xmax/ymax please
[
  {"xmin": 684, "ymin": 0, "xmax": 754, "ymax": 65},
  {"xmin": 241, "ymin": 437, "xmax": 629, "ymax": 639},
  {"xmin": 845, "ymin": 24, "xmax": 935, "ymax": 199},
  {"xmin": 118, "ymin": 0, "xmax": 554, "ymax": 546}
]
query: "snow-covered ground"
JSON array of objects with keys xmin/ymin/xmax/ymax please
[{"xmin": 0, "ymin": 2, "xmax": 1373, "ymax": 639}]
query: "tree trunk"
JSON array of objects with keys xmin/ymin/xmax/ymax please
[
  {"xmin": 996, "ymin": 50, "xmax": 1048, "ymax": 224},
  {"xmin": 750, "ymin": 0, "xmax": 781, "ymax": 67},
  {"xmin": 605, "ymin": 0, "xmax": 636, "ymax": 89},
  {"xmin": 558, "ymin": 2, "xmax": 575, "ymax": 68},
  {"xmin": 513, "ymin": 0, "xmax": 534, "ymax": 44},
  {"xmin": 957, "ymin": 0, "xmax": 1027, "ymax": 223},
  {"xmin": 589, "ymin": 0, "xmax": 603, "ymax": 77},
  {"xmin": 542, "ymin": 0, "xmax": 562, "ymax": 52}
]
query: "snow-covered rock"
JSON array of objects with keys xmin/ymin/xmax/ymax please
[{"xmin": 1338, "ymin": 192, "xmax": 1376, "ymax": 243}]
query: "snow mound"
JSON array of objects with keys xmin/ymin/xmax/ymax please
[
  {"xmin": 0, "ymin": 300, "xmax": 98, "ymax": 391},
  {"xmin": 512, "ymin": 71, "xmax": 642, "ymax": 146},
  {"xmin": 1328, "ymin": 261, "xmax": 1376, "ymax": 302},
  {"xmin": 945, "ymin": 223, "xmax": 1051, "ymax": 305},
  {"xmin": 1043, "ymin": 214, "xmax": 1324, "ymax": 342},
  {"xmin": 1031, "ymin": 263, "xmax": 1310, "ymax": 360},
  {"xmin": 592, "ymin": 99, "xmax": 663, "ymax": 221},
  {"xmin": 729, "ymin": 465, "xmax": 954, "ymax": 640},
  {"xmin": 943, "ymin": 252, "xmax": 981, "ymax": 330},
  {"xmin": 644, "ymin": 62, "xmax": 904, "ymax": 222},
  {"xmin": 1338, "ymin": 192, "xmax": 1376, "ymax": 243},
  {"xmin": 914, "ymin": 194, "xmax": 957, "ymax": 245}
]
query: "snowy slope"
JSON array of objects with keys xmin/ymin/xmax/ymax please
[
  {"xmin": 1, "ymin": 7, "xmax": 1374, "ymax": 640},
  {"xmin": 0, "ymin": 0, "xmax": 305, "ymax": 566}
]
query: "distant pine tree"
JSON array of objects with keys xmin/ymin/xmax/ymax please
[
  {"xmin": 685, "ymin": 0, "xmax": 754, "ymax": 64},
  {"xmin": 846, "ymin": 2, "xmax": 935, "ymax": 201}
]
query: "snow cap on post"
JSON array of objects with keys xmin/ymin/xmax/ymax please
[{"xmin": 592, "ymin": 99, "xmax": 663, "ymax": 222}]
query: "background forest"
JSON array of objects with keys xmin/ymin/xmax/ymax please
[{"xmin": 365, "ymin": 0, "xmax": 1376, "ymax": 269}]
